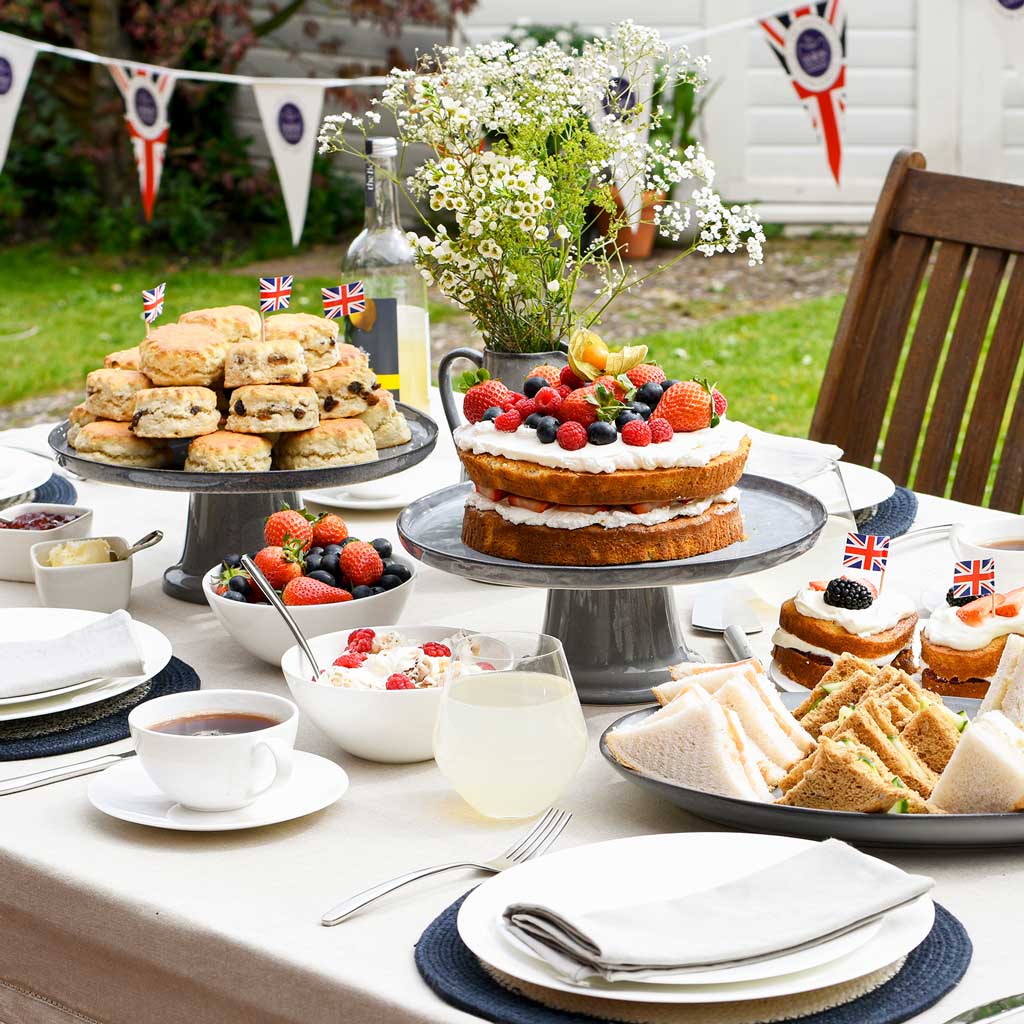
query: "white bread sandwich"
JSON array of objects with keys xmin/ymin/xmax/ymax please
[
  {"xmin": 979, "ymin": 633, "xmax": 1024, "ymax": 727},
  {"xmin": 654, "ymin": 659, "xmax": 763, "ymax": 705},
  {"xmin": 930, "ymin": 711, "xmax": 1024, "ymax": 813},
  {"xmin": 714, "ymin": 673, "xmax": 804, "ymax": 770}
]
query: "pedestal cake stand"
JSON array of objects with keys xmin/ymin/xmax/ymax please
[
  {"xmin": 397, "ymin": 475, "xmax": 827, "ymax": 704},
  {"xmin": 49, "ymin": 404, "xmax": 437, "ymax": 603}
]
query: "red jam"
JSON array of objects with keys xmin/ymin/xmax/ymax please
[{"xmin": 0, "ymin": 511, "xmax": 80, "ymax": 531}]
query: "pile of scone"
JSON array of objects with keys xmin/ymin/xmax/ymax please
[{"xmin": 67, "ymin": 306, "xmax": 411, "ymax": 472}]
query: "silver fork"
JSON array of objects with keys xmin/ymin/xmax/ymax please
[{"xmin": 321, "ymin": 807, "xmax": 572, "ymax": 926}]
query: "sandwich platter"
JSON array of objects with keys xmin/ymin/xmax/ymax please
[{"xmin": 600, "ymin": 693, "xmax": 1024, "ymax": 848}]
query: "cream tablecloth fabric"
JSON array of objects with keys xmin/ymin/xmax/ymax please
[{"xmin": 0, "ymin": 415, "xmax": 1021, "ymax": 1024}]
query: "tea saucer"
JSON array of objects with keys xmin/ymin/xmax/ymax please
[{"xmin": 87, "ymin": 750, "xmax": 348, "ymax": 831}]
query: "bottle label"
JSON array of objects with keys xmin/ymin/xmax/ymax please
[
  {"xmin": 348, "ymin": 297, "xmax": 398, "ymax": 397},
  {"xmin": 364, "ymin": 154, "xmax": 376, "ymax": 209}
]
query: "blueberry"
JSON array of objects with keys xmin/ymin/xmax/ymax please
[
  {"xmin": 305, "ymin": 552, "xmax": 323, "ymax": 573},
  {"xmin": 371, "ymin": 538, "xmax": 392, "ymax": 559},
  {"xmin": 383, "ymin": 561, "xmax": 411, "ymax": 582},
  {"xmin": 628, "ymin": 401, "xmax": 652, "ymax": 421},
  {"xmin": 322, "ymin": 551, "xmax": 341, "ymax": 576},
  {"xmin": 308, "ymin": 545, "xmax": 324, "ymax": 558},
  {"xmin": 524, "ymin": 412, "xmax": 543, "ymax": 429},
  {"xmin": 222, "ymin": 553, "xmax": 242, "ymax": 569},
  {"xmin": 324, "ymin": 544, "xmax": 344, "ymax": 556},
  {"xmin": 615, "ymin": 410, "xmax": 642, "ymax": 432},
  {"xmin": 370, "ymin": 586, "xmax": 385, "ymax": 596},
  {"xmin": 307, "ymin": 569, "xmax": 338, "ymax": 586},
  {"xmin": 587, "ymin": 421, "xmax": 617, "ymax": 445},
  {"xmin": 481, "ymin": 406, "xmax": 503, "ymax": 422},
  {"xmin": 661, "ymin": 378, "xmax": 680, "ymax": 391},
  {"xmin": 636, "ymin": 382, "xmax": 663, "ymax": 409},
  {"xmin": 228, "ymin": 575, "xmax": 250, "ymax": 596},
  {"xmin": 339, "ymin": 537, "xmax": 359, "ymax": 547},
  {"xmin": 378, "ymin": 573, "xmax": 402, "ymax": 590},
  {"xmin": 523, "ymin": 376, "xmax": 548, "ymax": 399},
  {"xmin": 222, "ymin": 590, "xmax": 246, "ymax": 603},
  {"xmin": 352, "ymin": 584, "xmax": 373, "ymax": 599},
  {"xmin": 535, "ymin": 416, "xmax": 560, "ymax": 444}
]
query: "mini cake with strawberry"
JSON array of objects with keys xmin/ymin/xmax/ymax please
[
  {"xmin": 920, "ymin": 588, "xmax": 1024, "ymax": 698},
  {"xmin": 452, "ymin": 331, "xmax": 751, "ymax": 566},
  {"xmin": 772, "ymin": 577, "xmax": 919, "ymax": 689}
]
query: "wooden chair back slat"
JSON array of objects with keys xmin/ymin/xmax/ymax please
[
  {"xmin": 879, "ymin": 241, "xmax": 971, "ymax": 484},
  {"xmin": 992, "ymin": 377, "xmax": 1024, "ymax": 511},
  {"xmin": 914, "ymin": 246, "xmax": 1010, "ymax": 497}
]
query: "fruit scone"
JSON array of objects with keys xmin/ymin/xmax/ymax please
[
  {"xmin": 771, "ymin": 577, "xmax": 919, "ymax": 689},
  {"xmin": 919, "ymin": 588, "xmax": 1024, "ymax": 699},
  {"xmin": 453, "ymin": 364, "xmax": 750, "ymax": 566}
]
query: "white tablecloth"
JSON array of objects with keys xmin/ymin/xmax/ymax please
[{"xmin": 0, "ymin": 418, "xmax": 1021, "ymax": 1024}]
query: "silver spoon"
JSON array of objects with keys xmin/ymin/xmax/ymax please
[
  {"xmin": 112, "ymin": 529, "xmax": 163, "ymax": 561},
  {"xmin": 240, "ymin": 554, "xmax": 323, "ymax": 678}
]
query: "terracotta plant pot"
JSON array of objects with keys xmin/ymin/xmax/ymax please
[{"xmin": 596, "ymin": 186, "xmax": 667, "ymax": 261}]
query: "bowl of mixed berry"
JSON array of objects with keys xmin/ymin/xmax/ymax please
[{"xmin": 203, "ymin": 508, "xmax": 417, "ymax": 664}]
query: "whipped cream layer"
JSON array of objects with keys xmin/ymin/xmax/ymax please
[
  {"xmin": 771, "ymin": 628, "xmax": 901, "ymax": 666},
  {"xmin": 454, "ymin": 417, "xmax": 749, "ymax": 474},
  {"xmin": 467, "ymin": 487, "xmax": 739, "ymax": 531},
  {"xmin": 924, "ymin": 603, "xmax": 1024, "ymax": 651},
  {"xmin": 792, "ymin": 587, "xmax": 917, "ymax": 637}
]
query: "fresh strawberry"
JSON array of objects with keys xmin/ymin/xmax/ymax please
[
  {"xmin": 527, "ymin": 364, "xmax": 562, "ymax": 387},
  {"xmin": 265, "ymin": 508, "xmax": 313, "ymax": 551},
  {"xmin": 996, "ymin": 588, "xmax": 1024, "ymax": 617},
  {"xmin": 557, "ymin": 383, "xmax": 624, "ymax": 427},
  {"xmin": 556, "ymin": 421, "xmax": 587, "ymax": 451},
  {"xmin": 514, "ymin": 397, "xmax": 537, "ymax": 418},
  {"xmin": 809, "ymin": 579, "xmax": 828, "ymax": 591},
  {"xmin": 506, "ymin": 495, "xmax": 552, "ymax": 512},
  {"xmin": 311, "ymin": 513, "xmax": 348, "ymax": 548},
  {"xmin": 215, "ymin": 583, "xmax": 228, "ymax": 596},
  {"xmin": 712, "ymin": 388, "xmax": 728, "ymax": 418},
  {"xmin": 556, "ymin": 384, "xmax": 572, "ymax": 400},
  {"xmin": 475, "ymin": 484, "xmax": 506, "ymax": 501},
  {"xmin": 552, "ymin": 504, "xmax": 609, "ymax": 514},
  {"xmin": 629, "ymin": 499, "xmax": 673, "ymax": 514},
  {"xmin": 386, "ymin": 673, "xmax": 416, "ymax": 690},
  {"xmin": 339, "ymin": 541, "xmax": 384, "ymax": 586},
  {"xmin": 333, "ymin": 652, "xmax": 366, "ymax": 668},
  {"xmin": 593, "ymin": 374, "xmax": 635, "ymax": 401},
  {"xmin": 621, "ymin": 419, "xmax": 652, "ymax": 447},
  {"xmin": 957, "ymin": 594, "xmax": 1001, "ymax": 625},
  {"xmin": 534, "ymin": 387, "xmax": 563, "ymax": 414},
  {"xmin": 625, "ymin": 363, "xmax": 666, "ymax": 388},
  {"xmin": 421, "ymin": 641, "xmax": 452, "ymax": 657},
  {"xmin": 494, "ymin": 408, "xmax": 522, "ymax": 432},
  {"xmin": 861, "ymin": 577, "xmax": 879, "ymax": 598},
  {"xmin": 559, "ymin": 365, "xmax": 585, "ymax": 389},
  {"xmin": 282, "ymin": 577, "xmax": 352, "ymax": 606},
  {"xmin": 658, "ymin": 381, "xmax": 712, "ymax": 432},
  {"xmin": 462, "ymin": 379, "xmax": 512, "ymax": 423},
  {"xmin": 648, "ymin": 418, "xmax": 673, "ymax": 443},
  {"xmin": 254, "ymin": 543, "xmax": 303, "ymax": 590}
]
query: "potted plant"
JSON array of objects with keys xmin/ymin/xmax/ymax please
[{"xmin": 318, "ymin": 22, "xmax": 764, "ymax": 430}]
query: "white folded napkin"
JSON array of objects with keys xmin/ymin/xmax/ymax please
[
  {"xmin": 502, "ymin": 839, "xmax": 932, "ymax": 984},
  {"xmin": 0, "ymin": 610, "xmax": 146, "ymax": 698},
  {"xmin": 745, "ymin": 429, "xmax": 844, "ymax": 486}
]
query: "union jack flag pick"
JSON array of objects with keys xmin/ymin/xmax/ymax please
[
  {"xmin": 142, "ymin": 282, "xmax": 166, "ymax": 324},
  {"xmin": 952, "ymin": 559, "xmax": 996, "ymax": 600},
  {"xmin": 322, "ymin": 281, "xmax": 367, "ymax": 319},
  {"xmin": 843, "ymin": 532, "xmax": 890, "ymax": 574},
  {"xmin": 259, "ymin": 276, "xmax": 293, "ymax": 313}
]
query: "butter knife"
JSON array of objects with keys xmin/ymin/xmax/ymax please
[
  {"xmin": 0, "ymin": 750, "xmax": 135, "ymax": 796},
  {"xmin": 944, "ymin": 994, "xmax": 1024, "ymax": 1023}
]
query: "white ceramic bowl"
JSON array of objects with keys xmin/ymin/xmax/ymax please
[
  {"xmin": 280, "ymin": 625, "xmax": 462, "ymax": 763},
  {"xmin": 203, "ymin": 556, "xmax": 418, "ymax": 665},
  {"xmin": 31, "ymin": 535, "xmax": 132, "ymax": 613},
  {"xmin": 0, "ymin": 504, "xmax": 92, "ymax": 583}
]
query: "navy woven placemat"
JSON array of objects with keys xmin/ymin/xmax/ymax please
[
  {"xmin": 856, "ymin": 486, "xmax": 918, "ymax": 538},
  {"xmin": 415, "ymin": 895, "xmax": 971, "ymax": 1024},
  {"xmin": 0, "ymin": 472, "xmax": 79, "ymax": 511},
  {"xmin": 0, "ymin": 656, "xmax": 199, "ymax": 761}
]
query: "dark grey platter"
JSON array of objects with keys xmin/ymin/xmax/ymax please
[
  {"xmin": 396, "ymin": 474, "xmax": 827, "ymax": 590},
  {"xmin": 47, "ymin": 403, "xmax": 437, "ymax": 494},
  {"xmin": 600, "ymin": 694, "xmax": 1024, "ymax": 849}
]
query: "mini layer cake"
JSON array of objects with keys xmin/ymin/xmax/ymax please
[
  {"xmin": 772, "ymin": 578, "xmax": 919, "ymax": 689},
  {"xmin": 920, "ymin": 589, "xmax": 1024, "ymax": 698}
]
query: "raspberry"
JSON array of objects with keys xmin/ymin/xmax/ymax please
[
  {"xmin": 420, "ymin": 641, "xmax": 452, "ymax": 657},
  {"xmin": 648, "ymin": 418, "xmax": 674, "ymax": 443},
  {"xmin": 494, "ymin": 409, "xmax": 522, "ymax": 432},
  {"xmin": 556, "ymin": 421, "xmax": 587, "ymax": 451},
  {"xmin": 348, "ymin": 627, "xmax": 376, "ymax": 645},
  {"xmin": 347, "ymin": 634, "xmax": 374, "ymax": 654},
  {"xmin": 534, "ymin": 387, "xmax": 563, "ymax": 414},
  {"xmin": 559, "ymin": 365, "xmax": 585, "ymax": 389},
  {"xmin": 514, "ymin": 398, "xmax": 537, "ymax": 417},
  {"xmin": 712, "ymin": 388, "xmax": 728, "ymax": 417},
  {"xmin": 501, "ymin": 392, "xmax": 525, "ymax": 410},
  {"xmin": 621, "ymin": 419, "xmax": 652, "ymax": 447},
  {"xmin": 386, "ymin": 673, "xmax": 416, "ymax": 690},
  {"xmin": 556, "ymin": 384, "xmax": 571, "ymax": 399},
  {"xmin": 333, "ymin": 652, "xmax": 366, "ymax": 668}
]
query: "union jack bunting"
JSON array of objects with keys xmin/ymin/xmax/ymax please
[
  {"xmin": 952, "ymin": 559, "xmax": 997, "ymax": 599},
  {"xmin": 843, "ymin": 532, "xmax": 890, "ymax": 574},
  {"xmin": 259, "ymin": 275, "xmax": 293, "ymax": 313},
  {"xmin": 322, "ymin": 281, "xmax": 367, "ymax": 319},
  {"xmin": 142, "ymin": 282, "xmax": 166, "ymax": 324}
]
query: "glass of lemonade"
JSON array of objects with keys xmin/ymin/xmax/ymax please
[{"xmin": 434, "ymin": 632, "xmax": 588, "ymax": 819}]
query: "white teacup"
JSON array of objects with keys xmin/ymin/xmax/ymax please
[
  {"xmin": 128, "ymin": 689, "xmax": 298, "ymax": 812},
  {"xmin": 951, "ymin": 519, "xmax": 1024, "ymax": 590}
]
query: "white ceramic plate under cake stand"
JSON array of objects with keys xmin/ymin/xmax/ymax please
[
  {"xmin": 87, "ymin": 751, "xmax": 348, "ymax": 831},
  {"xmin": 0, "ymin": 447, "xmax": 54, "ymax": 502},
  {"xmin": 457, "ymin": 833, "xmax": 934, "ymax": 1005},
  {"xmin": 802, "ymin": 461, "xmax": 896, "ymax": 516},
  {"xmin": 0, "ymin": 609, "xmax": 172, "ymax": 721}
]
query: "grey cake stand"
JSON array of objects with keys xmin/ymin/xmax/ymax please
[
  {"xmin": 396, "ymin": 475, "xmax": 827, "ymax": 704},
  {"xmin": 49, "ymin": 404, "xmax": 437, "ymax": 604}
]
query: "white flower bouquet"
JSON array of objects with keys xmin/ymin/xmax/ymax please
[{"xmin": 319, "ymin": 21, "xmax": 764, "ymax": 354}]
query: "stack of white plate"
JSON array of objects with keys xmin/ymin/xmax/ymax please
[
  {"xmin": 0, "ymin": 447, "xmax": 54, "ymax": 507},
  {"xmin": 0, "ymin": 608, "xmax": 172, "ymax": 725},
  {"xmin": 457, "ymin": 833, "xmax": 933, "ymax": 1013}
]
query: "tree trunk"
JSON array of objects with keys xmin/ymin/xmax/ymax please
[{"xmin": 89, "ymin": 0, "xmax": 132, "ymax": 207}]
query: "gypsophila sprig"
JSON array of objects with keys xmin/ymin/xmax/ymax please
[{"xmin": 319, "ymin": 20, "xmax": 765, "ymax": 354}]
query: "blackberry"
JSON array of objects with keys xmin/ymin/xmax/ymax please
[
  {"xmin": 823, "ymin": 577, "xmax": 874, "ymax": 610},
  {"xmin": 946, "ymin": 587, "xmax": 975, "ymax": 608}
]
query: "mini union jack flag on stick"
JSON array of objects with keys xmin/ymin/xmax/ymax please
[
  {"xmin": 952, "ymin": 559, "xmax": 996, "ymax": 599},
  {"xmin": 259, "ymin": 275, "xmax": 293, "ymax": 313},
  {"xmin": 322, "ymin": 281, "xmax": 366, "ymax": 319},
  {"xmin": 843, "ymin": 532, "xmax": 890, "ymax": 574},
  {"xmin": 142, "ymin": 282, "xmax": 166, "ymax": 326}
]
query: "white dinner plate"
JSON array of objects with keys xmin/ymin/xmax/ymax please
[
  {"xmin": 802, "ymin": 461, "xmax": 896, "ymax": 515},
  {"xmin": 304, "ymin": 454, "xmax": 462, "ymax": 512},
  {"xmin": 0, "ymin": 447, "xmax": 53, "ymax": 502},
  {"xmin": 0, "ymin": 609, "xmax": 172, "ymax": 721},
  {"xmin": 88, "ymin": 751, "xmax": 348, "ymax": 831},
  {"xmin": 457, "ymin": 833, "xmax": 934, "ymax": 1004}
]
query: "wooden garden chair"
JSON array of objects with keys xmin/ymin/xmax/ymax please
[{"xmin": 810, "ymin": 148, "xmax": 1024, "ymax": 512}]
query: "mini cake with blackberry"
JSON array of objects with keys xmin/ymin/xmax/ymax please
[{"xmin": 772, "ymin": 577, "xmax": 919, "ymax": 689}]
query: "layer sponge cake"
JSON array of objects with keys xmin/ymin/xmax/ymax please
[
  {"xmin": 185, "ymin": 431, "xmax": 273, "ymax": 472},
  {"xmin": 130, "ymin": 386, "xmax": 220, "ymax": 439},
  {"xmin": 140, "ymin": 323, "xmax": 228, "ymax": 386},
  {"xmin": 274, "ymin": 418, "xmax": 377, "ymax": 470},
  {"xmin": 74, "ymin": 421, "xmax": 170, "ymax": 468}
]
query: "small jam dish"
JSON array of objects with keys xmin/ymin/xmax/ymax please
[
  {"xmin": 0, "ymin": 504, "xmax": 92, "ymax": 583},
  {"xmin": 31, "ymin": 535, "xmax": 133, "ymax": 613}
]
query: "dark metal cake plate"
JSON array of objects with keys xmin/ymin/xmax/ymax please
[
  {"xmin": 49, "ymin": 405, "xmax": 437, "ymax": 603},
  {"xmin": 397, "ymin": 475, "xmax": 827, "ymax": 703}
]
